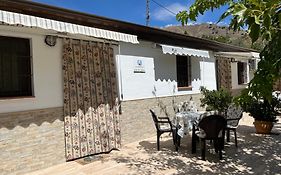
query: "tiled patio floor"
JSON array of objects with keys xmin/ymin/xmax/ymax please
[{"xmin": 28, "ymin": 114, "xmax": 281, "ymax": 175}]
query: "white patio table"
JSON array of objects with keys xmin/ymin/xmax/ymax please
[
  {"xmin": 174, "ymin": 110, "xmax": 219, "ymax": 153},
  {"xmin": 175, "ymin": 111, "xmax": 218, "ymax": 137}
]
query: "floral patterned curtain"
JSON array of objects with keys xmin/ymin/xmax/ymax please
[
  {"xmin": 217, "ymin": 58, "xmax": 232, "ymax": 91},
  {"xmin": 62, "ymin": 38, "xmax": 121, "ymax": 161}
]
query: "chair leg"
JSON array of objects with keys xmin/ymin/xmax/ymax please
[
  {"xmin": 219, "ymin": 150, "xmax": 223, "ymax": 160},
  {"xmin": 214, "ymin": 139, "xmax": 218, "ymax": 153},
  {"xmin": 234, "ymin": 129, "xmax": 238, "ymax": 147},
  {"xmin": 222, "ymin": 130, "xmax": 225, "ymax": 149},
  {"xmin": 157, "ymin": 132, "xmax": 160, "ymax": 151},
  {"xmin": 192, "ymin": 125, "xmax": 197, "ymax": 154},
  {"xmin": 201, "ymin": 139, "xmax": 206, "ymax": 161},
  {"xmin": 172, "ymin": 130, "xmax": 176, "ymax": 145},
  {"xmin": 218, "ymin": 138, "xmax": 224, "ymax": 160},
  {"xmin": 177, "ymin": 136, "xmax": 181, "ymax": 147},
  {"xmin": 227, "ymin": 129, "xmax": 230, "ymax": 142},
  {"xmin": 174, "ymin": 131, "xmax": 179, "ymax": 151}
]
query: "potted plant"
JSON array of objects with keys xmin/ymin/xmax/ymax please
[
  {"xmin": 200, "ymin": 87, "xmax": 233, "ymax": 114},
  {"xmin": 235, "ymin": 90, "xmax": 280, "ymax": 134}
]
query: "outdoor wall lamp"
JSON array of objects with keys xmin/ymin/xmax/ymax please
[{"xmin": 45, "ymin": 35, "xmax": 57, "ymax": 47}]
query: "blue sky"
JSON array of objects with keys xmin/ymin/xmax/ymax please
[{"xmin": 33, "ymin": 0, "xmax": 229, "ymax": 27}]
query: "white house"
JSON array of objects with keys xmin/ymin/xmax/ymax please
[
  {"xmin": 0, "ymin": 1, "xmax": 259, "ymax": 174},
  {"xmin": 215, "ymin": 51, "xmax": 259, "ymax": 95},
  {"xmin": 116, "ymin": 42, "xmax": 217, "ymax": 101}
]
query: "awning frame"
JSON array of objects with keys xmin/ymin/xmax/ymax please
[
  {"xmin": 159, "ymin": 44, "xmax": 211, "ymax": 58},
  {"xmin": 0, "ymin": 10, "xmax": 139, "ymax": 44}
]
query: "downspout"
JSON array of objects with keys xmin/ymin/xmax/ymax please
[
  {"xmin": 200, "ymin": 56, "xmax": 205, "ymax": 89},
  {"xmin": 117, "ymin": 44, "xmax": 123, "ymax": 114},
  {"xmin": 118, "ymin": 44, "xmax": 124, "ymax": 101}
]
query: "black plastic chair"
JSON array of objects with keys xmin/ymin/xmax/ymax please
[
  {"xmin": 196, "ymin": 115, "xmax": 227, "ymax": 160},
  {"xmin": 149, "ymin": 109, "xmax": 179, "ymax": 151},
  {"xmin": 225, "ymin": 104, "xmax": 243, "ymax": 147}
]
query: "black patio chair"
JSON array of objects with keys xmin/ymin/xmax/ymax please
[
  {"xmin": 196, "ymin": 115, "xmax": 227, "ymax": 160},
  {"xmin": 149, "ymin": 109, "xmax": 180, "ymax": 151},
  {"xmin": 225, "ymin": 104, "xmax": 243, "ymax": 147}
]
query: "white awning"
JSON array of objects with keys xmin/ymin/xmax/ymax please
[
  {"xmin": 0, "ymin": 10, "xmax": 139, "ymax": 44},
  {"xmin": 215, "ymin": 52, "xmax": 260, "ymax": 59},
  {"xmin": 160, "ymin": 44, "xmax": 210, "ymax": 58}
]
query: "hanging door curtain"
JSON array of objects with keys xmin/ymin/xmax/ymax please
[
  {"xmin": 217, "ymin": 58, "xmax": 232, "ymax": 91},
  {"xmin": 62, "ymin": 38, "xmax": 121, "ymax": 161}
]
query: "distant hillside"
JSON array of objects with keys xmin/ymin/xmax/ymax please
[{"xmin": 163, "ymin": 23, "xmax": 264, "ymax": 51}]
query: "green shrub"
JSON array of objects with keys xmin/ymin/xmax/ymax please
[
  {"xmin": 235, "ymin": 90, "xmax": 280, "ymax": 122},
  {"xmin": 200, "ymin": 87, "xmax": 233, "ymax": 113}
]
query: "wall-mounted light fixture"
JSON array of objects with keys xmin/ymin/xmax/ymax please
[
  {"xmin": 230, "ymin": 58, "xmax": 238, "ymax": 62},
  {"xmin": 45, "ymin": 35, "xmax": 57, "ymax": 47}
]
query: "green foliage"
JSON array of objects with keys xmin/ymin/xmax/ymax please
[
  {"xmin": 178, "ymin": 0, "xmax": 281, "ymax": 121},
  {"xmin": 235, "ymin": 33, "xmax": 281, "ymax": 122},
  {"xmin": 200, "ymin": 87, "xmax": 233, "ymax": 113},
  {"xmin": 176, "ymin": 0, "xmax": 281, "ymax": 44},
  {"xmin": 247, "ymin": 31, "xmax": 281, "ymax": 100},
  {"xmin": 235, "ymin": 90, "xmax": 280, "ymax": 122}
]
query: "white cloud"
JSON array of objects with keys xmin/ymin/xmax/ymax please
[
  {"xmin": 162, "ymin": 23, "xmax": 181, "ymax": 28},
  {"xmin": 152, "ymin": 3, "xmax": 188, "ymax": 21},
  {"xmin": 217, "ymin": 21, "xmax": 229, "ymax": 26}
]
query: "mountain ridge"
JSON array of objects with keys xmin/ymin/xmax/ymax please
[{"xmin": 162, "ymin": 23, "xmax": 264, "ymax": 51}]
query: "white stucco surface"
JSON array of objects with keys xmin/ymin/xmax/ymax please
[
  {"xmin": 0, "ymin": 26, "xmax": 63, "ymax": 113},
  {"xmin": 200, "ymin": 56, "xmax": 217, "ymax": 91},
  {"xmin": 117, "ymin": 41, "xmax": 217, "ymax": 101},
  {"xmin": 0, "ymin": 26, "xmax": 218, "ymax": 111}
]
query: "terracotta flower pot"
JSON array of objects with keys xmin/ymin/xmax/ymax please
[{"xmin": 253, "ymin": 120, "xmax": 274, "ymax": 134}]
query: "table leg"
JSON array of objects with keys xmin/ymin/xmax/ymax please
[
  {"xmin": 192, "ymin": 124, "xmax": 197, "ymax": 154},
  {"xmin": 175, "ymin": 128, "xmax": 179, "ymax": 151}
]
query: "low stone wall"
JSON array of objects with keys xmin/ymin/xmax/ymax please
[
  {"xmin": 120, "ymin": 93, "xmax": 202, "ymax": 144},
  {"xmin": 0, "ymin": 107, "xmax": 65, "ymax": 175},
  {"xmin": 0, "ymin": 94, "xmax": 203, "ymax": 174}
]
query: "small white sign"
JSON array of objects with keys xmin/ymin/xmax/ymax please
[{"xmin": 134, "ymin": 59, "xmax": 145, "ymax": 73}]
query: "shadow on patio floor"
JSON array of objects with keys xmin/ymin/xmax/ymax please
[
  {"xmin": 29, "ymin": 114, "xmax": 281, "ymax": 175},
  {"xmin": 112, "ymin": 117, "xmax": 281, "ymax": 175}
]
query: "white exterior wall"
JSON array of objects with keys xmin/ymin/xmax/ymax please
[
  {"xmin": 117, "ymin": 41, "xmax": 217, "ymax": 101},
  {"xmin": 0, "ymin": 26, "xmax": 63, "ymax": 113},
  {"xmin": 0, "ymin": 25, "xmax": 218, "ymax": 111},
  {"xmin": 231, "ymin": 60, "xmax": 249, "ymax": 89}
]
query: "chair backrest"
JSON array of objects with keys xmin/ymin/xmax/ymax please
[
  {"xmin": 149, "ymin": 109, "xmax": 160, "ymax": 130},
  {"xmin": 226, "ymin": 104, "xmax": 243, "ymax": 127},
  {"xmin": 198, "ymin": 115, "xmax": 227, "ymax": 139}
]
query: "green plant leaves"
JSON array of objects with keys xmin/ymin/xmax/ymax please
[
  {"xmin": 200, "ymin": 87, "xmax": 233, "ymax": 113},
  {"xmin": 263, "ymin": 13, "xmax": 271, "ymax": 29},
  {"xmin": 176, "ymin": 0, "xmax": 280, "ymax": 43},
  {"xmin": 249, "ymin": 23, "xmax": 260, "ymax": 43},
  {"xmin": 177, "ymin": 0, "xmax": 281, "ymax": 115}
]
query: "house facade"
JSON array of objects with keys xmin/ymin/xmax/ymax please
[{"xmin": 0, "ymin": 1, "xmax": 258, "ymax": 174}]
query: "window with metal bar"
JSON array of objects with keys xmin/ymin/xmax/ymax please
[
  {"xmin": 176, "ymin": 55, "xmax": 191, "ymax": 89},
  {"xmin": 0, "ymin": 36, "xmax": 32, "ymax": 98}
]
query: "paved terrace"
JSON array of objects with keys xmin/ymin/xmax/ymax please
[{"xmin": 28, "ymin": 114, "xmax": 281, "ymax": 175}]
